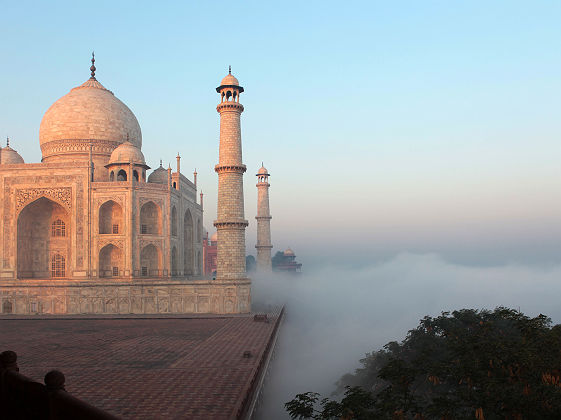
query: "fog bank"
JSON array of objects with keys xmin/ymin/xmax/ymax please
[{"xmin": 252, "ymin": 253, "xmax": 561, "ymax": 419}]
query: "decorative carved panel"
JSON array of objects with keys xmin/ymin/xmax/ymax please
[
  {"xmin": 98, "ymin": 239, "xmax": 125, "ymax": 250},
  {"xmin": 16, "ymin": 187, "xmax": 72, "ymax": 212},
  {"xmin": 138, "ymin": 238, "xmax": 164, "ymax": 250}
]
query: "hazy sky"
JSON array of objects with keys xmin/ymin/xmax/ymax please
[{"xmin": 1, "ymin": 1, "xmax": 560, "ymax": 266}]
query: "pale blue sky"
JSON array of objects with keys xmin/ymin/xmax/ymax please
[{"xmin": 1, "ymin": 1, "xmax": 560, "ymax": 266}]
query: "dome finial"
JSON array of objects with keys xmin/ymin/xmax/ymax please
[
  {"xmin": 90, "ymin": 51, "xmax": 96, "ymax": 80},
  {"xmin": 229, "ymin": 65, "xmax": 231, "ymax": 75},
  {"xmin": 6, "ymin": 136, "xmax": 9, "ymax": 147},
  {"xmin": 160, "ymin": 159, "xmax": 163, "ymax": 167}
]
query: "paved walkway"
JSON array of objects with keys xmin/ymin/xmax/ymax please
[{"xmin": 1, "ymin": 312, "xmax": 281, "ymax": 419}]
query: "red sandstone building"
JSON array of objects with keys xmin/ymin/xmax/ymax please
[
  {"xmin": 203, "ymin": 231, "xmax": 217, "ymax": 277},
  {"xmin": 273, "ymin": 248, "xmax": 302, "ymax": 273}
]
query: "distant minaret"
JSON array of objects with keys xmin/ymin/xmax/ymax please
[
  {"xmin": 255, "ymin": 164, "xmax": 272, "ymax": 271},
  {"xmin": 214, "ymin": 67, "xmax": 249, "ymax": 281}
]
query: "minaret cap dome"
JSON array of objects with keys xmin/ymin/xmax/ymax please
[
  {"xmin": 39, "ymin": 77, "xmax": 142, "ymax": 160},
  {"xmin": 257, "ymin": 165, "xmax": 268, "ymax": 175},
  {"xmin": 220, "ymin": 73, "xmax": 239, "ymax": 86}
]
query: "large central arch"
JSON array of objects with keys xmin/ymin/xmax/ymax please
[{"xmin": 17, "ymin": 197, "xmax": 70, "ymax": 279}]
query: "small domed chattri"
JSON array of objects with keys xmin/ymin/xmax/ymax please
[
  {"xmin": 107, "ymin": 141, "xmax": 147, "ymax": 167},
  {"xmin": 147, "ymin": 162, "xmax": 168, "ymax": 184},
  {"xmin": 1, "ymin": 137, "xmax": 25, "ymax": 164}
]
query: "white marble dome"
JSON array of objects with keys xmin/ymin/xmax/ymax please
[{"xmin": 39, "ymin": 78, "xmax": 142, "ymax": 161}]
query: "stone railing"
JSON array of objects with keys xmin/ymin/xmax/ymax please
[
  {"xmin": 237, "ymin": 306, "xmax": 285, "ymax": 419},
  {"xmin": 0, "ymin": 351, "xmax": 118, "ymax": 419}
]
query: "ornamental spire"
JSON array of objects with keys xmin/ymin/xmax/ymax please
[
  {"xmin": 229, "ymin": 65, "xmax": 231, "ymax": 75},
  {"xmin": 6, "ymin": 136, "xmax": 9, "ymax": 147},
  {"xmin": 90, "ymin": 52, "xmax": 96, "ymax": 80}
]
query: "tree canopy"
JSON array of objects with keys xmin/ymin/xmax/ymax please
[
  {"xmin": 272, "ymin": 251, "xmax": 285, "ymax": 269},
  {"xmin": 286, "ymin": 307, "xmax": 561, "ymax": 419}
]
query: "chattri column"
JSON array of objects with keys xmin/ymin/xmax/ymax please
[
  {"xmin": 255, "ymin": 164, "xmax": 272, "ymax": 271},
  {"xmin": 214, "ymin": 68, "xmax": 249, "ymax": 281}
]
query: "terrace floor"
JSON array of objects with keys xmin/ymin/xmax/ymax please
[{"xmin": 0, "ymin": 311, "xmax": 282, "ymax": 419}]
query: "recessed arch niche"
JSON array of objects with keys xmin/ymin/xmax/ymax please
[{"xmin": 17, "ymin": 197, "xmax": 70, "ymax": 279}]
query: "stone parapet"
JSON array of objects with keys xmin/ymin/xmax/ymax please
[{"xmin": 0, "ymin": 278, "xmax": 250, "ymax": 315}]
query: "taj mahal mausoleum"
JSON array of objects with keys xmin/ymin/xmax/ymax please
[{"xmin": 0, "ymin": 56, "xmax": 251, "ymax": 315}]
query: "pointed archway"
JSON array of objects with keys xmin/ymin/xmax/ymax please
[
  {"xmin": 99, "ymin": 244, "xmax": 123, "ymax": 277},
  {"xmin": 99, "ymin": 200, "xmax": 123, "ymax": 234},
  {"xmin": 140, "ymin": 244, "xmax": 162, "ymax": 277}
]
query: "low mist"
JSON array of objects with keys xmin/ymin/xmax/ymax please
[{"xmin": 252, "ymin": 253, "xmax": 561, "ymax": 419}]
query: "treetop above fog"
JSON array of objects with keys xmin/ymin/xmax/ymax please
[{"xmin": 286, "ymin": 307, "xmax": 561, "ymax": 420}]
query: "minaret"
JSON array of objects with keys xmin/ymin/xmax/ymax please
[
  {"xmin": 255, "ymin": 164, "xmax": 273, "ymax": 271},
  {"xmin": 214, "ymin": 67, "xmax": 249, "ymax": 281}
]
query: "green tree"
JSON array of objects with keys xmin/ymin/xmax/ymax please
[
  {"xmin": 272, "ymin": 251, "xmax": 285, "ymax": 270},
  {"xmin": 286, "ymin": 308, "xmax": 561, "ymax": 419}
]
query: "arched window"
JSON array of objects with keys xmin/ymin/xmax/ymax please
[
  {"xmin": 99, "ymin": 200, "xmax": 123, "ymax": 234},
  {"xmin": 51, "ymin": 254, "xmax": 65, "ymax": 278},
  {"xmin": 133, "ymin": 170, "xmax": 139, "ymax": 182},
  {"xmin": 140, "ymin": 244, "xmax": 162, "ymax": 277},
  {"xmin": 171, "ymin": 246, "xmax": 178, "ymax": 276},
  {"xmin": 110, "ymin": 171, "xmax": 115, "ymax": 181},
  {"xmin": 51, "ymin": 219, "xmax": 65, "ymax": 237},
  {"xmin": 117, "ymin": 169, "xmax": 127, "ymax": 181},
  {"xmin": 140, "ymin": 201, "xmax": 162, "ymax": 235},
  {"xmin": 171, "ymin": 206, "xmax": 177, "ymax": 236},
  {"xmin": 184, "ymin": 210, "xmax": 193, "ymax": 275},
  {"xmin": 2, "ymin": 300, "xmax": 13, "ymax": 314}
]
